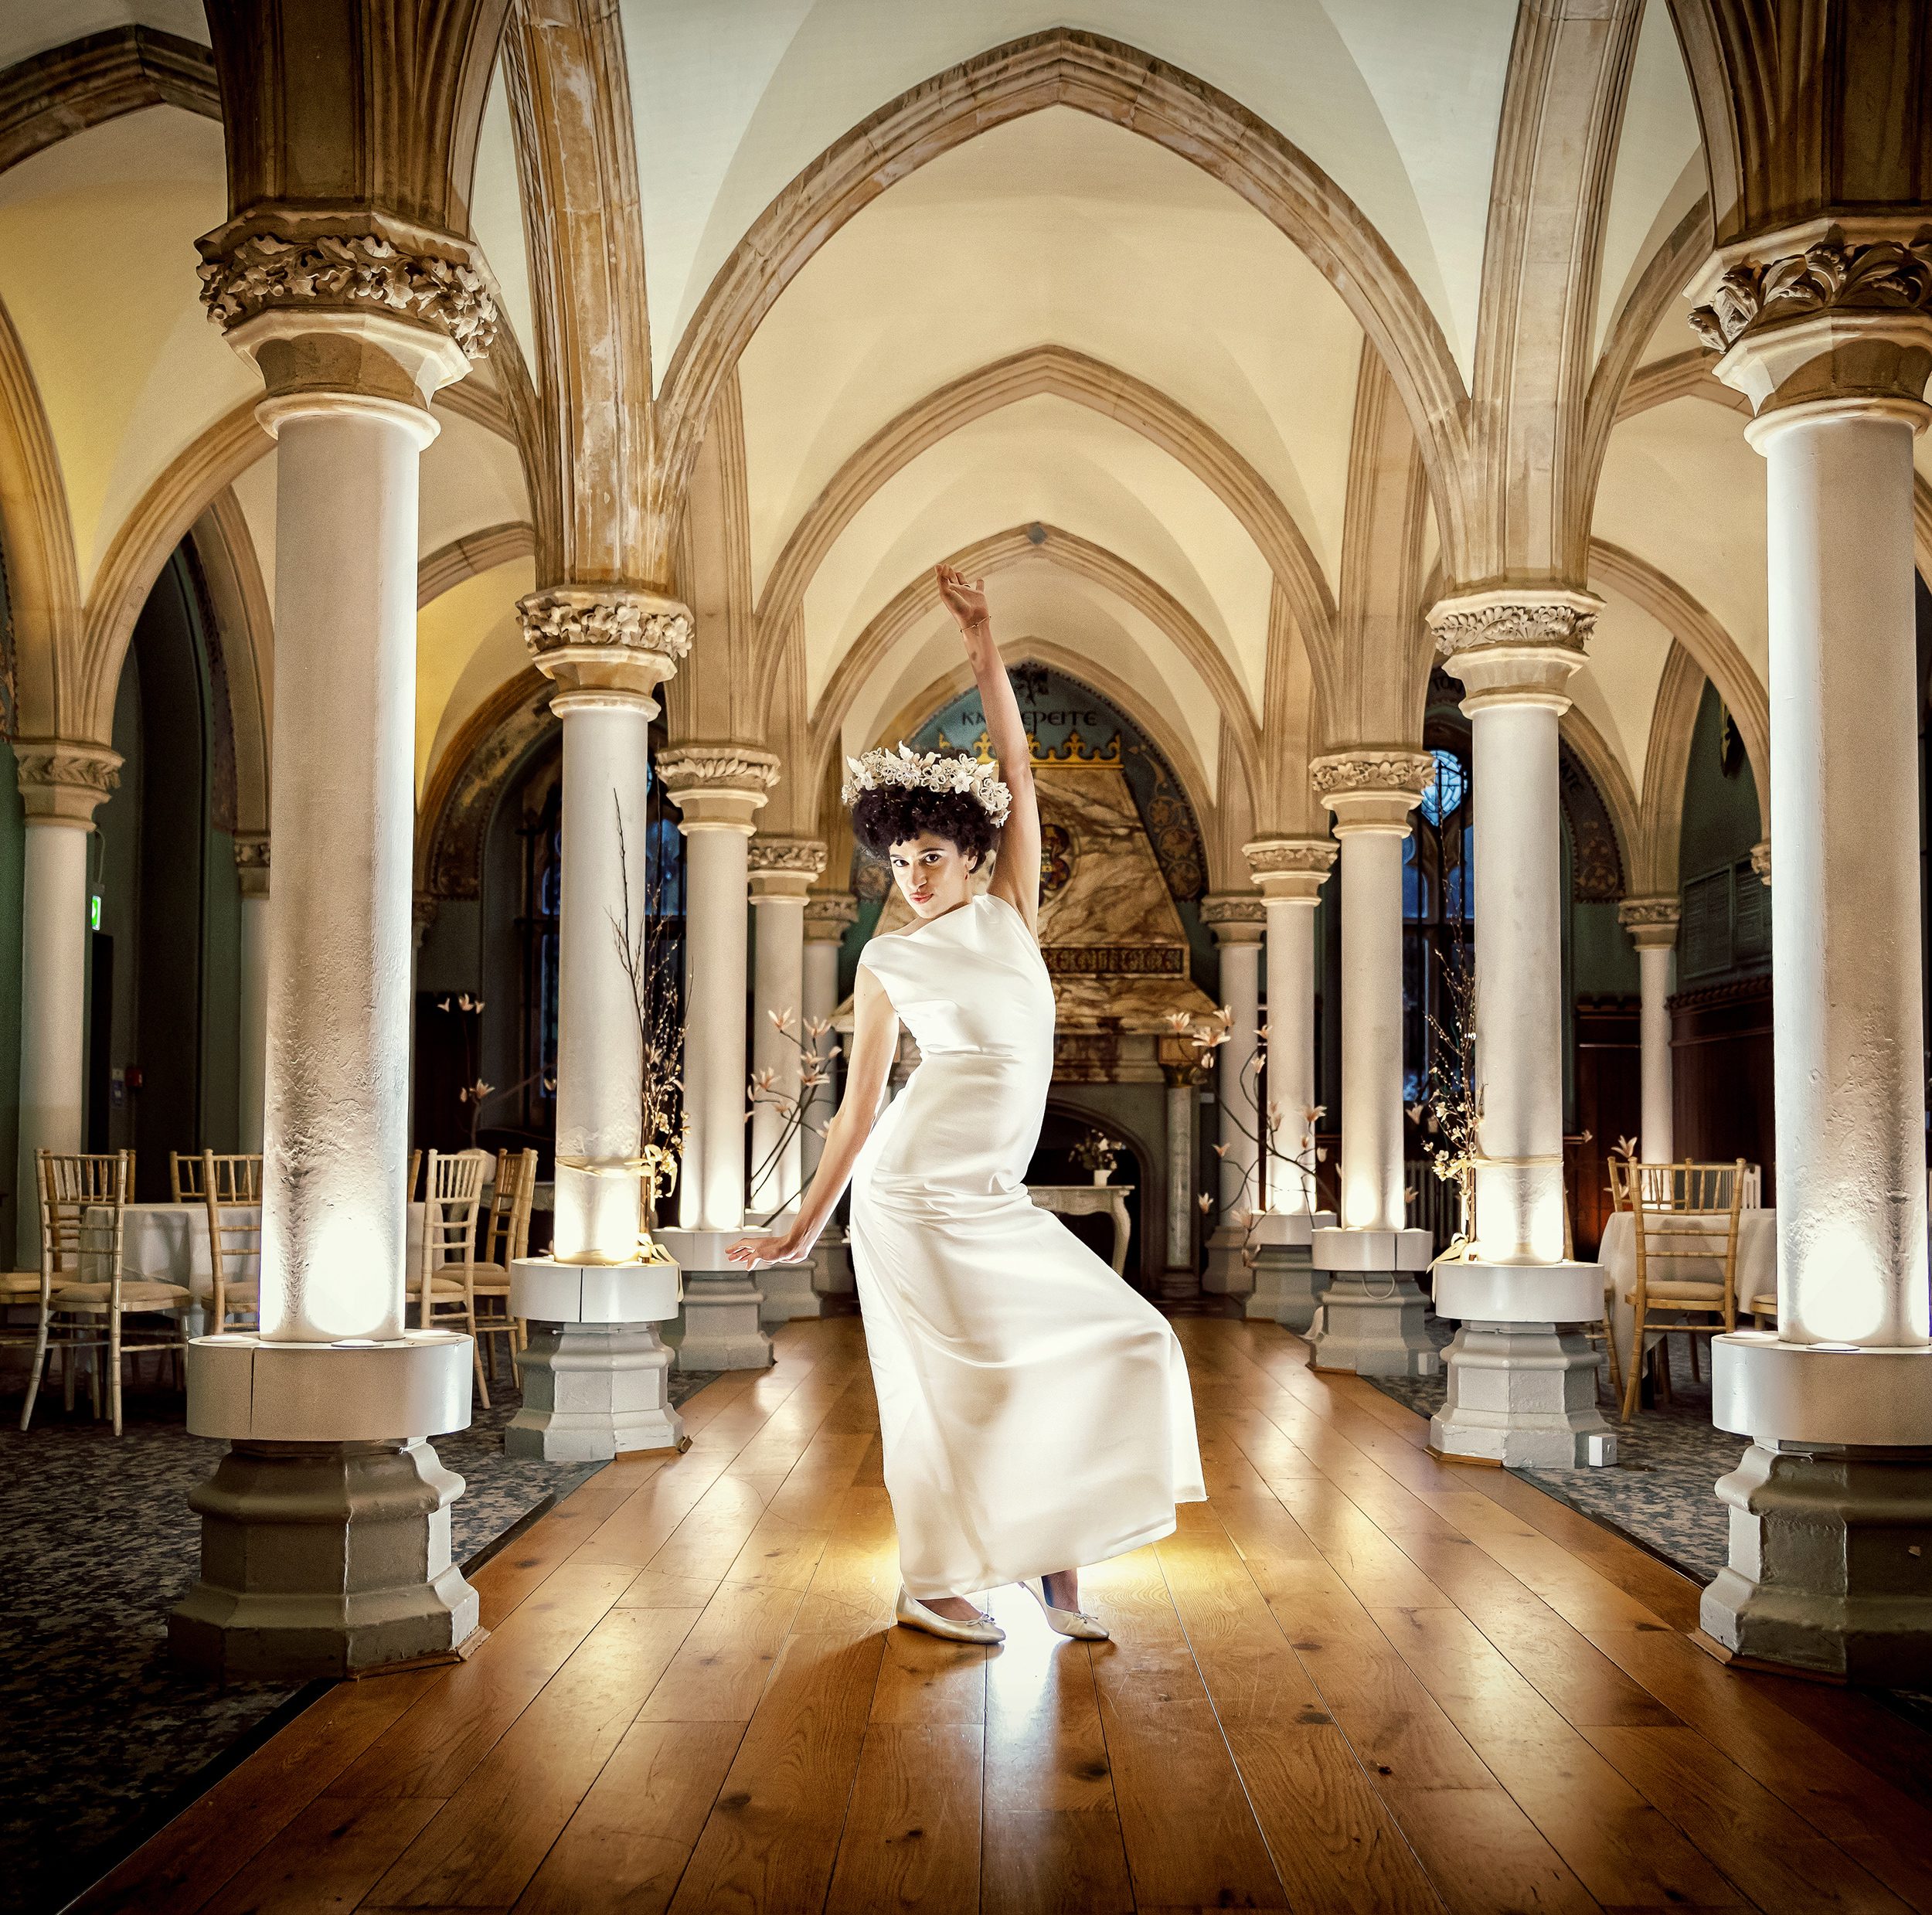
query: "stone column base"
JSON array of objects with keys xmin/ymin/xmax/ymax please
[
  {"xmin": 655, "ymin": 1230, "xmax": 773, "ymax": 1371},
  {"xmin": 1429, "ymin": 1261, "xmax": 1616, "ymax": 1468},
  {"xmin": 1247, "ymin": 1210, "xmax": 1335, "ymax": 1330},
  {"xmin": 1429, "ymin": 1323, "xmax": 1615, "ymax": 1468},
  {"xmin": 1701, "ymin": 1441, "xmax": 1932, "ymax": 1685},
  {"xmin": 757, "ymin": 1258, "xmax": 824, "ymax": 1324},
  {"xmin": 170, "ymin": 1437, "xmax": 478, "ymax": 1682},
  {"xmin": 811, "ymin": 1228, "xmax": 855, "ymax": 1297},
  {"xmin": 1160, "ymin": 1267, "xmax": 1202, "ymax": 1302},
  {"xmin": 1202, "ymin": 1225, "xmax": 1251, "ymax": 1296},
  {"xmin": 509, "ymin": 1324, "xmax": 683, "ymax": 1461},
  {"xmin": 1307, "ymin": 1228, "xmax": 1437, "ymax": 1375}
]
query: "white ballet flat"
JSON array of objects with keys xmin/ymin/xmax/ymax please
[
  {"xmin": 895, "ymin": 1586, "xmax": 1005, "ymax": 1644},
  {"xmin": 1022, "ymin": 1577, "xmax": 1111, "ymax": 1641}
]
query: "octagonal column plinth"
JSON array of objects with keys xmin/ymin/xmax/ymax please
[
  {"xmin": 173, "ymin": 235, "xmax": 497, "ymax": 1679},
  {"xmin": 1307, "ymin": 753, "xmax": 1437, "ymax": 1376},
  {"xmin": 507, "ymin": 587, "xmax": 693, "ymax": 1460},
  {"xmin": 658, "ymin": 747, "xmax": 781, "ymax": 1370},
  {"xmin": 1689, "ymin": 236, "xmax": 1932, "ymax": 1680}
]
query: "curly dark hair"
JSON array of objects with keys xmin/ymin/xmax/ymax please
[{"xmin": 851, "ymin": 778, "xmax": 1001, "ymax": 869}]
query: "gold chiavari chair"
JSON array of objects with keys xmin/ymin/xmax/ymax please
[
  {"xmin": 467, "ymin": 1148, "xmax": 539, "ymax": 1383},
  {"xmin": 168, "ymin": 1151, "xmax": 204, "ymax": 1202},
  {"xmin": 22, "ymin": 1150, "xmax": 189, "ymax": 1435},
  {"xmin": 418, "ymin": 1148, "xmax": 490, "ymax": 1406},
  {"xmin": 407, "ymin": 1148, "xmax": 422, "ymax": 1202},
  {"xmin": 1612, "ymin": 1156, "xmax": 1747, "ymax": 1420},
  {"xmin": 197, "ymin": 1150, "xmax": 264, "ymax": 1332}
]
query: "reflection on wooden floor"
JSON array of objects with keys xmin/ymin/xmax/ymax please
[{"xmin": 75, "ymin": 1312, "xmax": 1932, "ymax": 1913}]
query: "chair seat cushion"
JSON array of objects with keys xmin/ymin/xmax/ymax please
[
  {"xmin": 1, "ymin": 1271, "xmax": 43, "ymax": 1296},
  {"xmin": 53, "ymin": 1279, "xmax": 191, "ymax": 1308},
  {"xmin": 1625, "ymin": 1281, "xmax": 1726, "ymax": 1304},
  {"xmin": 1748, "ymin": 1292, "xmax": 1777, "ymax": 1313}
]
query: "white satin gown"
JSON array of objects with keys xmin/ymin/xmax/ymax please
[{"xmin": 850, "ymin": 891, "xmax": 1206, "ymax": 1599}]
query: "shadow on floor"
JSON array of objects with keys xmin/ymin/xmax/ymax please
[{"xmin": 0, "ymin": 1362, "xmax": 719, "ymax": 1915}]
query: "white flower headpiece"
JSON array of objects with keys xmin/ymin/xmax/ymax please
[{"xmin": 840, "ymin": 743, "xmax": 1012, "ymax": 828}]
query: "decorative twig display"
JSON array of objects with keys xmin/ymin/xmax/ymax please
[
  {"xmin": 611, "ymin": 796, "xmax": 689, "ymax": 1233},
  {"xmin": 744, "ymin": 1011, "xmax": 840, "ymax": 1224}
]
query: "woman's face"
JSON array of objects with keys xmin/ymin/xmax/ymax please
[{"xmin": 889, "ymin": 832, "xmax": 977, "ymax": 918}]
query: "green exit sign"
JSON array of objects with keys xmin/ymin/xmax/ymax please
[{"xmin": 90, "ymin": 894, "xmax": 101, "ymax": 931}]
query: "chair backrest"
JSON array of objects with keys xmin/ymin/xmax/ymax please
[
  {"xmin": 482, "ymin": 1148, "xmax": 539, "ymax": 1265},
  {"xmin": 170, "ymin": 1151, "xmax": 203, "ymax": 1203},
  {"xmin": 199, "ymin": 1150, "xmax": 263, "ymax": 1331},
  {"xmin": 419, "ymin": 1149, "xmax": 487, "ymax": 1318},
  {"xmin": 39, "ymin": 1150, "xmax": 131, "ymax": 1298},
  {"xmin": 407, "ymin": 1147, "xmax": 422, "ymax": 1202},
  {"xmin": 1626, "ymin": 1157, "xmax": 1747, "ymax": 1323}
]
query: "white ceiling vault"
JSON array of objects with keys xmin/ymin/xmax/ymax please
[{"xmin": 0, "ymin": 0, "xmax": 1825, "ymax": 887}]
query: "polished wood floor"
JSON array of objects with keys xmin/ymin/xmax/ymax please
[{"xmin": 77, "ymin": 1311, "xmax": 1932, "ymax": 1915}]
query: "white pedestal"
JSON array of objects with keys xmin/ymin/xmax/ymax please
[
  {"xmin": 1247, "ymin": 1209, "xmax": 1335, "ymax": 1330},
  {"xmin": 655, "ymin": 1228, "xmax": 772, "ymax": 1371},
  {"xmin": 1429, "ymin": 1260, "xmax": 1615, "ymax": 1468},
  {"xmin": 1202, "ymin": 1225, "xmax": 1250, "ymax": 1296},
  {"xmin": 1307, "ymin": 1226, "xmax": 1437, "ymax": 1376},
  {"xmin": 506, "ymin": 1256, "xmax": 684, "ymax": 1461},
  {"xmin": 811, "ymin": 1226, "xmax": 855, "ymax": 1297}
]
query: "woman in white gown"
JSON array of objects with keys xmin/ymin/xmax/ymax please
[{"xmin": 728, "ymin": 566, "xmax": 1204, "ymax": 1644}]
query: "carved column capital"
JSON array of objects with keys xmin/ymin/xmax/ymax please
[
  {"xmin": 1198, "ymin": 893, "xmax": 1266, "ymax": 944},
  {"xmin": 1617, "ymin": 894, "xmax": 1681, "ymax": 951},
  {"xmin": 14, "ymin": 737, "xmax": 121, "ymax": 826},
  {"xmin": 1427, "ymin": 589, "xmax": 1595, "ymax": 709},
  {"xmin": 747, "ymin": 837, "xmax": 828, "ymax": 903},
  {"xmin": 1689, "ymin": 222, "xmax": 1932, "ymax": 429},
  {"xmin": 1243, "ymin": 836, "xmax": 1336, "ymax": 906},
  {"xmin": 804, "ymin": 892, "xmax": 860, "ymax": 942},
  {"xmin": 1310, "ymin": 747, "xmax": 1434, "ymax": 835},
  {"xmin": 520, "ymin": 586, "xmax": 692, "ymax": 707},
  {"xmin": 1750, "ymin": 839, "xmax": 1772, "ymax": 886},
  {"xmin": 655, "ymin": 743, "xmax": 779, "ymax": 834},
  {"xmin": 233, "ymin": 832, "xmax": 270, "ymax": 899}
]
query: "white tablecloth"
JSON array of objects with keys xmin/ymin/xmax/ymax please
[{"xmin": 1597, "ymin": 1207, "xmax": 1778, "ymax": 1373}]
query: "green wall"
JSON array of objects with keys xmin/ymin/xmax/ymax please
[{"xmin": 1680, "ymin": 682, "xmax": 1763, "ymax": 880}]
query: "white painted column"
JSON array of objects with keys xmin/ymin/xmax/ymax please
[
  {"xmin": 13, "ymin": 747, "xmax": 117, "ymax": 1263},
  {"xmin": 505, "ymin": 590, "xmax": 691, "ymax": 1461},
  {"xmin": 1244, "ymin": 837, "xmax": 1338, "ymax": 1329},
  {"xmin": 234, "ymin": 835, "xmax": 270, "ymax": 1155},
  {"xmin": 655, "ymin": 746, "xmax": 777, "ymax": 1369},
  {"xmin": 172, "ymin": 296, "xmax": 484, "ymax": 1683},
  {"xmin": 801, "ymin": 891, "xmax": 857, "ymax": 1298},
  {"xmin": 1198, "ymin": 896, "xmax": 1263, "ymax": 1294},
  {"xmin": 747, "ymin": 837, "xmax": 826, "ymax": 1325},
  {"xmin": 1308, "ymin": 754, "xmax": 1437, "ymax": 1375},
  {"xmin": 1426, "ymin": 598, "xmax": 1613, "ymax": 1468},
  {"xmin": 1617, "ymin": 898, "xmax": 1679, "ymax": 1165},
  {"xmin": 1692, "ymin": 281, "xmax": 1932, "ymax": 1685},
  {"xmin": 1160, "ymin": 1066, "xmax": 1199, "ymax": 1299}
]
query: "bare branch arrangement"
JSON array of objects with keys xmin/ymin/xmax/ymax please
[
  {"xmin": 611, "ymin": 796, "xmax": 688, "ymax": 1232},
  {"xmin": 1165, "ymin": 1007, "xmax": 1324, "ymax": 1277},
  {"xmin": 434, "ymin": 992, "xmax": 553, "ymax": 1145},
  {"xmin": 745, "ymin": 1010, "xmax": 840, "ymax": 1223},
  {"xmin": 1410, "ymin": 919, "xmax": 1481, "ymax": 1259}
]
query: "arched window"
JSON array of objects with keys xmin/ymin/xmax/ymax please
[{"xmin": 1403, "ymin": 736, "xmax": 1473, "ymax": 1104}]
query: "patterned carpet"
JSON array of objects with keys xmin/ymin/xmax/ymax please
[
  {"xmin": 1362, "ymin": 1313, "xmax": 1747, "ymax": 1580},
  {"xmin": 0, "ymin": 1361, "xmax": 720, "ymax": 1915}
]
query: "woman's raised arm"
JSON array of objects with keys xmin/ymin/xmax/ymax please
[{"xmin": 937, "ymin": 564, "xmax": 1039, "ymax": 935}]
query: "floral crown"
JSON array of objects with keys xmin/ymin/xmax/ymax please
[{"xmin": 840, "ymin": 743, "xmax": 1012, "ymax": 828}]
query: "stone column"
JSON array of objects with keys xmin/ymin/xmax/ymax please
[
  {"xmin": 747, "ymin": 836, "xmax": 827, "ymax": 1323},
  {"xmin": 12, "ymin": 743, "xmax": 118, "ymax": 1262},
  {"xmin": 1688, "ymin": 236, "xmax": 1932, "ymax": 1682},
  {"xmin": 1199, "ymin": 895, "xmax": 1264, "ymax": 1294},
  {"xmin": 801, "ymin": 890, "xmax": 857, "ymax": 1299},
  {"xmin": 1307, "ymin": 753, "xmax": 1437, "ymax": 1375},
  {"xmin": 169, "ymin": 238, "xmax": 492, "ymax": 1681},
  {"xmin": 654, "ymin": 745, "xmax": 778, "ymax": 1369},
  {"xmin": 1618, "ymin": 896, "xmax": 1680, "ymax": 1165},
  {"xmin": 234, "ymin": 834, "xmax": 270, "ymax": 1154},
  {"xmin": 1423, "ymin": 598, "xmax": 1616, "ymax": 1468},
  {"xmin": 1157, "ymin": 1038, "xmax": 1203, "ymax": 1302},
  {"xmin": 504, "ymin": 590, "xmax": 691, "ymax": 1461},
  {"xmin": 1243, "ymin": 838, "xmax": 1338, "ymax": 1330}
]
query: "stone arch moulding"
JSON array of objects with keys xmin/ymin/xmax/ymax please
[
  {"xmin": 417, "ymin": 665, "xmax": 556, "ymax": 903},
  {"xmin": 79, "ymin": 400, "xmax": 271, "ymax": 746},
  {"xmin": 752, "ymin": 345, "xmax": 1342, "ymax": 722},
  {"xmin": 1556, "ymin": 705, "xmax": 1638, "ymax": 902},
  {"xmin": 1588, "ymin": 536, "xmax": 1770, "ymax": 832},
  {"xmin": 418, "ymin": 520, "xmax": 536, "ymax": 607},
  {"xmin": 0, "ymin": 291, "xmax": 80, "ymax": 740},
  {"xmin": 798, "ymin": 524, "xmax": 1261, "ymax": 847},
  {"xmin": 189, "ymin": 486, "xmax": 274, "ymax": 839},
  {"xmin": 0, "ymin": 27, "xmax": 219, "ymax": 178},
  {"xmin": 651, "ymin": 28, "xmax": 1471, "ymax": 571},
  {"xmin": 1634, "ymin": 639, "xmax": 1708, "ymax": 897}
]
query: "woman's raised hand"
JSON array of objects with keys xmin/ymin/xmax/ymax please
[
  {"xmin": 937, "ymin": 563, "xmax": 989, "ymax": 634},
  {"xmin": 724, "ymin": 1217, "xmax": 818, "ymax": 1268}
]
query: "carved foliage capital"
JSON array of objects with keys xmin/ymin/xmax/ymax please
[
  {"xmin": 198, "ymin": 226, "xmax": 498, "ymax": 360},
  {"xmin": 656, "ymin": 745, "xmax": 780, "ymax": 831},
  {"xmin": 15, "ymin": 740, "xmax": 121, "ymax": 825},
  {"xmin": 1309, "ymin": 750, "xmax": 1437, "ymax": 802},
  {"xmin": 804, "ymin": 892, "xmax": 860, "ymax": 939},
  {"xmin": 1750, "ymin": 840, "xmax": 1772, "ymax": 885},
  {"xmin": 233, "ymin": 832, "xmax": 270, "ymax": 897},
  {"xmin": 1690, "ymin": 236, "xmax": 1932, "ymax": 356},
  {"xmin": 1242, "ymin": 837, "xmax": 1337, "ymax": 877},
  {"xmin": 749, "ymin": 837, "xmax": 828, "ymax": 876},
  {"xmin": 1198, "ymin": 893, "xmax": 1267, "ymax": 936},
  {"xmin": 521, "ymin": 587, "xmax": 692, "ymax": 700},
  {"xmin": 1429, "ymin": 594, "xmax": 1596, "ymax": 660},
  {"xmin": 1618, "ymin": 895, "xmax": 1680, "ymax": 948}
]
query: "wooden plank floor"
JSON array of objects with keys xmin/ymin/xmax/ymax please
[{"xmin": 75, "ymin": 1312, "xmax": 1932, "ymax": 1915}]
